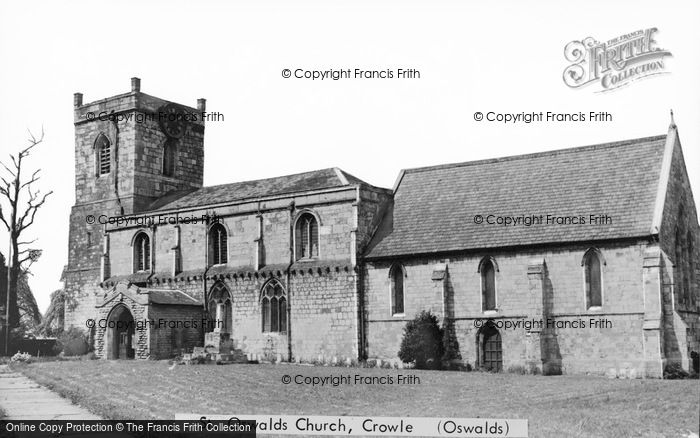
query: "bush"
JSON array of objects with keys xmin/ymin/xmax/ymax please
[
  {"xmin": 10, "ymin": 351, "xmax": 33, "ymax": 363},
  {"xmin": 663, "ymin": 363, "xmax": 690, "ymax": 380},
  {"xmin": 13, "ymin": 338, "xmax": 59, "ymax": 357},
  {"xmin": 56, "ymin": 327, "xmax": 91, "ymax": 356},
  {"xmin": 398, "ymin": 311, "xmax": 444, "ymax": 370}
]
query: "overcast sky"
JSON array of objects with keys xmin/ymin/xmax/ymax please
[{"xmin": 1, "ymin": 0, "xmax": 698, "ymax": 313}]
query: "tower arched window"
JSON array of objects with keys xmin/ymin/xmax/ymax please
[
  {"xmin": 295, "ymin": 212, "xmax": 319, "ymax": 260},
  {"xmin": 133, "ymin": 232, "xmax": 150, "ymax": 273},
  {"xmin": 209, "ymin": 223, "xmax": 228, "ymax": 266},
  {"xmin": 95, "ymin": 134, "xmax": 111, "ymax": 176},
  {"xmin": 480, "ymin": 258, "xmax": 497, "ymax": 311},
  {"xmin": 162, "ymin": 140, "xmax": 176, "ymax": 177},
  {"xmin": 390, "ymin": 264, "xmax": 405, "ymax": 315},
  {"xmin": 261, "ymin": 280, "xmax": 286, "ymax": 333},
  {"xmin": 583, "ymin": 249, "xmax": 603, "ymax": 308}
]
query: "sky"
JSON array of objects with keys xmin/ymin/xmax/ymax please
[{"xmin": 0, "ymin": 0, "xmax": 698, "ymax": 313}]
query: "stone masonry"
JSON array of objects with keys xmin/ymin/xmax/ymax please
[{"xmin": 64, "ymin": 79, "xmax": 698, "ymax": 377}]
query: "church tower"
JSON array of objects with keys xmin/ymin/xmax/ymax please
[{"xmin": 64, "ymin": 78, "xmax": 205, "ymax": 329}]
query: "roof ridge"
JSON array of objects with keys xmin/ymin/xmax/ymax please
[{"xmin": 404, "ymin": 134, "xmax": 667, "ymax": 175}]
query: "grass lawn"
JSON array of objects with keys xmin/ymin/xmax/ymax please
[{"xmin": 9, "ymin": 360, "xmax": 699, "ymax": 437}]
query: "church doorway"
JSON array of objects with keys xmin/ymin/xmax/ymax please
[
  {"xmin": 478, "ymin": 322, "xmax": 502, "ymax": 371},
  {"xmin": 106, "ymin": 305, "xmax": 135, "ymax": 359}
]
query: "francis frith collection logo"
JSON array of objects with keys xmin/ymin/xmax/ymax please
[{"xmin": 563, "ymin": 28, "xmax": 672, "ymax": 92}]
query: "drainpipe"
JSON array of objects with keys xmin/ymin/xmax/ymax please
[
  {"xmin": 150, "ymin": 225, "xmax": 156, "ymax": 274},
  {"xmin": 353, "ymin": 186, "xmax": 365, "ymax": 361},
  {"xmin": 109, "ymin": 113, "xmax": 124, "ymax": 216},
  {"xmin": 286, "ymin": 201, "xmax": 295, "ymax": 361},
  {"xmin": 203, "ymin": 217, "xmax": 211, "ymax": 332}
]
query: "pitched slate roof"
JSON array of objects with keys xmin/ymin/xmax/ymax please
[
  {"xmin": 149, "ymin": 167, "xmax": 365, "ymax": 211},
  {"xmin": 98, "ymin": 281, "xmax": 203, "ymax": 307},
  {"xmin": 365, "ymin": 134, "xmax": 669, "ymax": 259},
  {"xmin": 143, "ymin": 289, "xmax": 202, "ymax": 306}
]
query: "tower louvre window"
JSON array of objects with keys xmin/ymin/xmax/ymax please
[{"xmin": 96, "ymin": 134, "xmax": 111, "ymax": 176}]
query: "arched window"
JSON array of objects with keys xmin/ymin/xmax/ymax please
[
  {"xmin": 583, "ymin": 249, "xmax": 603, "ymax": 308},
  {"xmin": 675, "ymin": 226, "xmax": 685, "ymax": 305},
  {"xmin": 261, "ymin": 280, "xmax": 286, "ymax": 333},
  {"xmin": 162, "ymin": 140, "xmax": 176, "ymax": 177},
  {"xmin": 390, "ymin": 264, "xmax": 405, "ymax": 315},
  {"xmin": 95, "ymin": 134, "xmax": 111, "ymax": 176},
  {"xmin": 209, "ymin": 223, "xmax": 228, "ymax": 266},
  {"xmin": 687, "ymin": 231, "xmax": 694, "ymax": 306},
  {"xmin": 295, "ymin": 212, "xmax": 319, "ymax": 260},
  {"xmin": 480, "ymin": 257, "xmax": 497, "ymax": 312},
  {"xmin": 133, "ymin": 232, "xmax": 150, "ymax": 273},
  {"xmin": 208, "ymin": 282, "xmax": 232, "ymax": 333}
]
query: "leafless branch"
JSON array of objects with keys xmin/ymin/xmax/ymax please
[
  {"xmin": 1, "ymin": 160, "xmax": 16, "ymax": 178},
  {"xmin": 21, "ymin": 128, "xmax": 44, "ymax": 157},
  {"xmin": 18, "ymin": 190, "xmax": 52, "ymax": 232},
  {"xmin": 18, "ymin": 255, "xmax": 33, "ymax": 266},
  {"xmin": 20, "ymin": 169, "xmax": 40, "ymax": 190},
  {"xmin": 9, "ymin": 155, "xmax": 19, "ymax": 173},
  {"xmin": 0, "ymin": 175, "xmax": 10, "ymax": 193}
]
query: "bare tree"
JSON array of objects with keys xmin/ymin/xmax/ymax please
[{"xmin": 0, "ymin": 129, "xmax": 52, "ymax": 352}]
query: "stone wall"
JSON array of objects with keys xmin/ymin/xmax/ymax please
[
  {"xmin": 364, "ymin": 241, "xmax": 655, "ymax": 376},
  {"xmin": 288, "ymin": 268, "xmax": 359, "ymax": 363},
  {"xmin": 94, "ymin": 297, "xmax": 202, "ymax": 360},
  {"xmin": 106, "ymin": 190, "xmax": 361, "ymax": 278},
  {"xmin": 65, "ymin": 81, "xmax": 205, "ymax": 333},
  {"xmin": 657, "ymin": 134, "xmax": 700, "ymax": 372},
  {"xmin": 99, "ymin": 183, "xmax": 389, "ymax": 361},
  {"xmin": 94, "ymin": 296, "xmax": 148, "ymax": 359},
  {"xmin": 123, "ymin": 268, "xmax": 359, "ymax": 363},
  {"xmin": 147, "ymin": 304, "xmax": 205, "ymax": 359}
]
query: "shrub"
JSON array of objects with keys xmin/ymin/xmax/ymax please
[
  {"xmin": 663, "ymin": 363, "xmax": 690, "ymax": 380},
  {"xmin": 57, "ymin": 327, "xmax": 90, "ymax": 356},
  {"xmin": 13, "ymin": 338, "xmax": 59, "ymax": 357},
  {"xmin": 664, "ymin": 362, "xmax": 697, "ymax": 380},
  {"xmin": 398, "ymin": 311, "xmax": 444, "ymax": 370},
  {"xmin": 11, "ymin": 351, "xmax": 33, "ymax": 363}
]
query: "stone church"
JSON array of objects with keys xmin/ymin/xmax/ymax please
[{"xmin": 63, "ymin": 79, "xmax": 699, "ymax": 377}]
